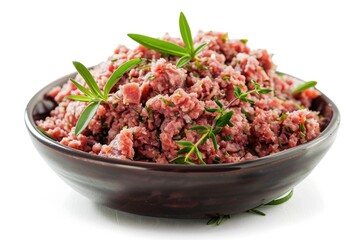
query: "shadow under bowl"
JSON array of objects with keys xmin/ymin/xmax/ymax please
[{"xmin": 25, "ymin": 72, "xmax": 340, "ymax": 219}]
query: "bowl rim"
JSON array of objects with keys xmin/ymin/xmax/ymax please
[{"xmin": 25, "ymin": 71, "xmax": 340, "ymax": 171}]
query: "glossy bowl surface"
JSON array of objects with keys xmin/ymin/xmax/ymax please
[{"xmin": 25, "ymin": 72, "xmax": 340, "ymax": 218}]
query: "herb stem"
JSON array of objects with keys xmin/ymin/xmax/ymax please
[{"xmin": 184, "ymin": 133, "xmax": 208, "ymax": 165}]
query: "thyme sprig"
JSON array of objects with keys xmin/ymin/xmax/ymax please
[
  {"xmin": 171, "ymin": 81, "xmax": 271, "ymax": 165},
  {"xmin": 128, "ymin": 12, "xmax": 207, "ymax": 68},
  {"xmin": 67, "ymin": 58, "xmax": 144, "ymax": 136}
]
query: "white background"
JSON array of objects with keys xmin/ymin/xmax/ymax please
[{"xmin": 1, "ymin": 0, "xmax": 359, "ymax": 239}]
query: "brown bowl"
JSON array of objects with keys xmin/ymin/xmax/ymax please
[{"xmin": 24, "ymin": 72, "xmax": 340, "ymax": 219}]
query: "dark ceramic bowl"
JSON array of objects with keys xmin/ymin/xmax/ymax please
[{"xmin": 25, "ymin": 72, "xmax": 340, "ymax": 219}]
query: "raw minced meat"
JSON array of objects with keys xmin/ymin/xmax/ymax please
[{"xmin": 37, "ymin": 31, "xmax": 321, "ymax": 164}]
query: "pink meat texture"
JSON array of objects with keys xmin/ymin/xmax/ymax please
[{"xmin": 37, "ymin": 31, "xmax": 321, "ymax": 164}]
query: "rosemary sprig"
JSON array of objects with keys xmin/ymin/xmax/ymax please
[
  {"xmin": 67, "ymin": 58, "xmax": 144, "ymax": 136},
  {"xmin": 128, "ymin": 12, "xmax": 207, "ymax": 68},
  {"xmin": 246, "ymin": 189, "xmax": 294, "ymax": 216},
  {"xmin": 292, "ymin": 80, "xmax": 317, "ymax": 95},
  {"xmin": 207, "ymin": 215, "xmax": 230, "ymax": 226},
  {"xmin": 171, "ymin": 81, "xmax": 271, "ymax": 165},
  {"xmin": 206, "ymin": 189, "xmax": 293, "ymax": 225}
]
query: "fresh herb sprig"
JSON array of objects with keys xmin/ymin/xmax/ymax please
[
  {"xmin": 171, "ymin": 81, "xmax": 271, "ymax": 165},
  {"xmin": 292, "ymin": 80, "xmax": 317, "ymax": 95},
  {"xmin": 246, "ymin": 189, "xmax": 294, "ymax": 216},
  {"xmin": 207, "ymin": 215, "xmax": 230, "ymax": 226},
  {"xmin": 207, "ymin": 189, "xmax": 294, "ymax": 226},
  {"xmin": 128, "ymin": 12, "xmax": 207, "ymax": 68},
  {"xmin": 67, "ymin": 58, "xmax": 144, "ymax": 136}
]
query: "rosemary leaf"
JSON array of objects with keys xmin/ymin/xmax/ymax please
[
  {"xmin": 66, "ymin": 95, "xmax": 93, "ymax": 102},
  {"xmin": 103, "ymin": 58, "xmax": 144, "ymax": 98},
  {"xmin": 179, "ymin": 12, "xmax": 194, "ymax": 55},
  {"xmin": 247, "ymin": 209, "xmax": 266, "ymax": 216},
  {"xmin": 159, "ymin": 97, "xmax": 176, "ymax": 107},
  {"xmin": 36, "ymin": 126, "xmax": 56, "ymax": 140},
  {"xmin": 128, "ymin": 34, "xmax": 187, "ymax": 57},
  {"xmin": 72, "ymin": 61, "xmax": 103, "ymax": 98},
  {"xmin": 240, "ymin": 39, "xmax": 248, "ymax": 44},
  {"xmin": 74, "ymin": 101, "xmax": 100, "ymax": 136},
  {"xmin": 194, "ymin": 42, "xmax": 207, "ymax": 56},
  {"xmin": 292, "ymin": 81, "xmax": 317, "ymax": 95},
  {"xmin": 70, "ymin": 79, "xmax": 95, "ymax": 98},
  {"xmin": 265, "ymin": 189, "xmax": 294, "ymax": 206},
  {"xmin": 176, "ymin": 55, "xmax": 191, "ymax": 68}
]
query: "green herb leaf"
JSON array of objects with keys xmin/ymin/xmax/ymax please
[
  {"xmin": 159, "ymin": 97, "xmax": 176, "ymax": 107},
  {"xmin": 170, "ymin": 156, "xmax": 186, "ymax": 164},
  {"xmin": 216, "ymin": 110, "xmax": 234, "ymax": 127},
  {"xmin": 36, "ymin": 126, "xmax": 56, "ymax": 140},
  {"xmin": 176, "ymin": 55, "xmax": 191, "ymax": 68},
  {"xmin": 72, "ymin": 61, "xmax": 103, "ymax": 98},
  {"xmin": 299, "ymin": 123, "xmax": 306, "ymax": 132},
  {"xmin": 139, "ymin": 64, "xmax": 151, "ymax": 70},
  {"xmin": 247, "ymin": 209, "xmax": 266, "ymax": 216},
  {"xmin": 176, "ymin": 141, "xmax": 194, "ymax": 147},
  {"xmin": 234, "ymin": 85, "xmax": 242, "ymax": 98},
  {"xmin": 258, "ymin": 88, "xmax": 272, "ymax": 94},
  {"xmin": 194, "ymin": 146, "xmax": 205, "ymax": 164},
  {"xmin": 241, "ymin": 108, "xmax": 251, "ymax": 120},
  {"xmin": 194, "ymin": 42, "xmax": 207, "ymax": 56},
  {"xmin": 222, "ymin": 134, "xmax": 233, "ymax": 141},
  {"xmin": 214, "ymin": 96, "xmax": 223, "ymax": 108},
  {"xmin": 177, "ymin": 147, "xmax": 192, "ymax": 155},
  {"xmin": 190, "ymin": 125, "xmax": 208, "ymax": 131},
  {"xmin": 128, "ymin": 34, "xmax": 187, "ymax": 57},
  {"xmin": 210, "ymin": 132, "xmax": 218, "ymax": 150},
  {"xmin": 66, "ymin": 95, "xmax": 93, "ymax": 102},
  {"xmin": 212, "ymin": 127, "xmax": 222, "ymax": 134},
  {"xmin": 74, "ymin": 101, "xmax": 100, "ymax": 136},
  {"xmin": 207, "ymin": 215, "xmax": 230, "ymax": 225},
  {"xmin": 145, "ymin": 106, "xmax": 153, "ymax": 120},
  {"xmin": 204, "ymin": 107, "xmax": 219, "ymax": 113},
  {"xmin": 222, "ymin": 75, "xmax": 230, "ymax": 81},
  {"xmin": 195, "ymin": 60, "xmax": 209, "ymax": 70},
  {"xmin": 292, "ymin": 81, "xmax": 317, "ymax": 95},
  {"xmin": 278, "ymin": 113, "xmax": 288, "ymax": 121},
  {"xmin": 213, "ymin": 156, "xmax": 221, "ymax": 164},
  {"xmin": 70, "ymin": 79, "xmax": 95, "ymax": 98},
  {"xmin": 103, "ymin": 58, "xmax": 143, "ymax": 98},
  {"xmin": 265, "ymin": 189, "xmax": 294, "ymax": 206},
  {"xmin": 179, "ymin": 12, "xmax": 194, "ymax": 55},
  {"xmin": 240, "ymin": 39, "xmax": 248, "ymax": 44}
]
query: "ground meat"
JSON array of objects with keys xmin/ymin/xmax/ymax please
[{"xmin": 36, "ymin": 31, "xmax": 322, "ymax": 164}]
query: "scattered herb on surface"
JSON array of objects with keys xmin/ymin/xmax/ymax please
[
  {"xmin": 207, "ymin": 189, "xmax": 294, "ymax": 225},
  {"xmin": 159, "ymin": 97, "xmax": 176, "ymax": 107},
  {"xmin": 207, "ymin": 215, "xmax": 230, "ymax": 226},
  {"xmin": 128, "ymin": 12, "xmax": 208, "ymax": 68},
  {"xmin": 67, "ymin": 58, "xmax": 144, "ymax": 136},
  {"xmin": 292, "ymin": 81, "xmax": 317, "ymax": 95},
  {"xmin": 171, "ymin": 80, "xmax": 271, "ymax": 165},
  {"xmin": 246, "ymin": 189, "xmax": 294, "ymax": 216}
]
